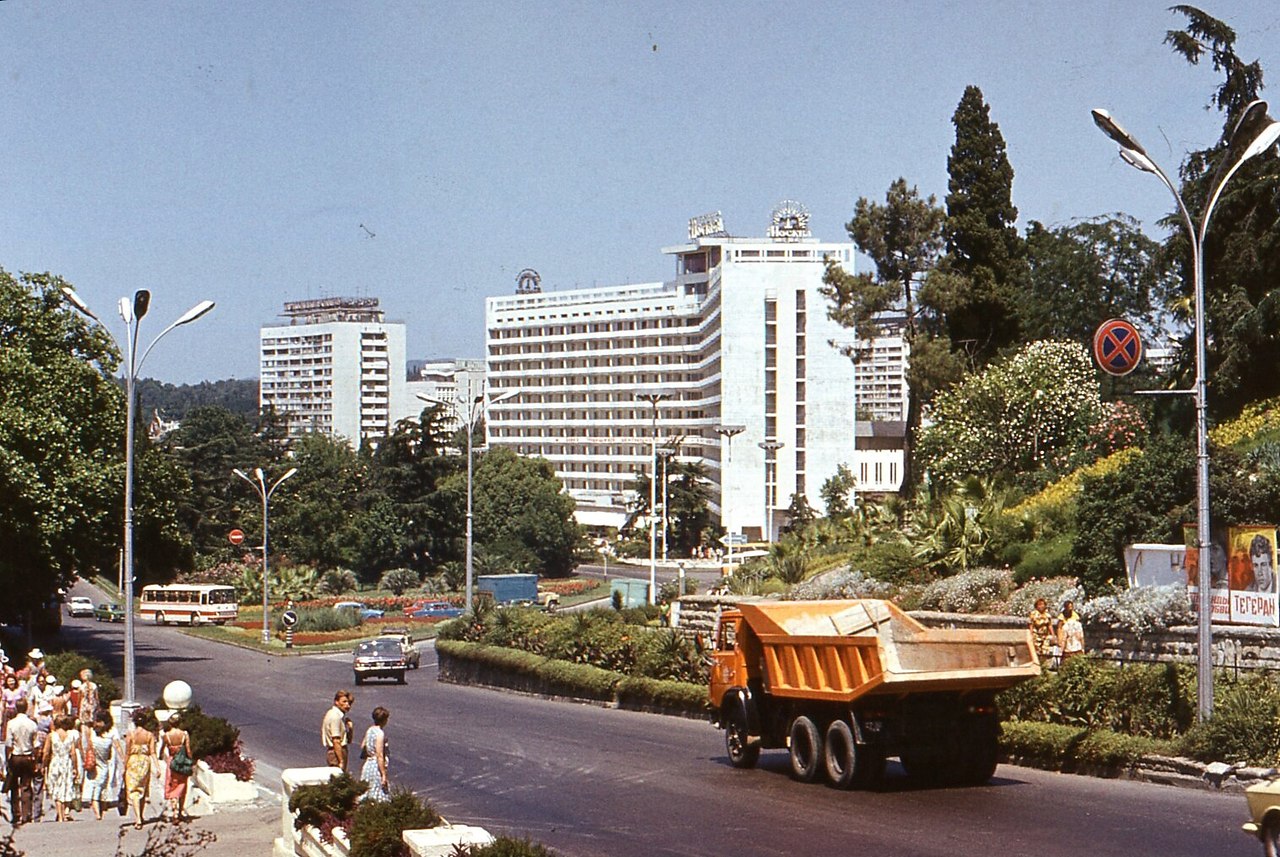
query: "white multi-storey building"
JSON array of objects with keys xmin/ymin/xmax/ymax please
[
  {"xmin": 259, "ymin": 297, "xmax": 407, "ymax": 448},
  {"xmin": 485, "ymin": 205, "xmax": 859, "ymax": 539}
]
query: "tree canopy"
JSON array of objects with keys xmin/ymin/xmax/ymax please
[{"xmin": 0, "ymin": 270, "xmax": 125, "ymax": 614}]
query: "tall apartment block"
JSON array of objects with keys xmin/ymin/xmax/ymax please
[
  {"xmin": 259, "ymin": 297, "xmax": 407, "ymax": 448},
  {"xmin": 485, "ymin": 204, "xmax": 859, "ymax": 539}
]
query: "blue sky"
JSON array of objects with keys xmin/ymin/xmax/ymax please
[{"xmin": 2, "ymin": 1, "xmax": 1278, "ymax": 384}]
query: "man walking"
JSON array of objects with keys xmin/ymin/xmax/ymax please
[
  {"xmin": 5, "ymin": 699, "xmax": 38, "ymax": 824},
  {"xmin": 321, "ymin": 690, "xmax": 354, "ymax": 772}
]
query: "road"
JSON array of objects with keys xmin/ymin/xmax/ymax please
[{"xmin": 56, "ymin": 593, "xmax": 1258, "ymax": 857}]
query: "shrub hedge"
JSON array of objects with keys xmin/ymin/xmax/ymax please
[{"xmin": 349, "ymin": 789, "xmax": 441, "ymax": 857}]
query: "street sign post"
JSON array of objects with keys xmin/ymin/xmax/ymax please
[
  {"xmin": 719, "ymin": 533, "xmax": 747, "ymax": 546},
  {"xmin": 281, "ymin": 607, "xmax": 299, "ymax": 648},
  {"xmin": 1093, "ymin": 318, "xmax": 1143, "ymax": 376},
  {"xmin": 228, "ymin": 528, "xmax": 245, "ymax": 546}
]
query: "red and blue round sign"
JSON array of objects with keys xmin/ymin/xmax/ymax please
[{"xmin": 1093, "ymin": 318, "xmax": 1143, "ymax": 376}]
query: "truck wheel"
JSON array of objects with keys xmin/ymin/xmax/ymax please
[
  {"xmin": 397, "ymin": 672, "xmax": 406, "ymax": 685},
  {"xmin": 960, "ymin": 719, "xmax": 1000, "ymax": 785},
  {"xmin": 789, "ymin": 716, "xmax": 823, "ymax": 783},
  {"xmin": 1264, "ymin": 815, "xmax": 1280, "ymax": 857},
  {"xmin": 823, "ymin": 720, "xmax": 860, "ymax": 789},
  {"xmin": 724, "ymin": 708, "xmax": 760, "ymax": 769}
]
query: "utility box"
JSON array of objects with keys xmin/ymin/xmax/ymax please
[
  {"xmin": 475, "ymin": 573, "xmax": 538, "ymax": 605},
  {"xmin": 610, "ymin": 578, "xmax": 650, "ymax": 609}
]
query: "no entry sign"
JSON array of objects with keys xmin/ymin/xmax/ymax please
[
  {"xmin": 228, "ymin": 528, "xmax": 245, "ymax": 546},
  {"xmin": 1093, "ymin": 318, "xmax": 1143, "ymax": 376}
]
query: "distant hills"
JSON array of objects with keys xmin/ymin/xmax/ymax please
[{"xmin": 135, "ymin": 377, "xmax": 259, "ymax": 420}]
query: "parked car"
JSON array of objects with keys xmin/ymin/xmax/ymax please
[
  {"xmin": 376, "ymin": 628, "xmax": 420, "ymax": 669},
  {"xmin": 1243, "ymin": 775, "xmax": 1280, "ymax": 854},
  {"xmin": 93, "ymin": 602, "xmax": 126, "ymax": 623},
  {"xmin": 407, "ymin": 601, "xmax": 464, "ymax": 620},
  {"xmin": 333, "ymin": 601, "xmax": 385, "ymax": 620},
  {"xmin": 67, "ymin": 596, "xmax": 94, "ymax": 618},
  {"xmin": 352, "ymin": 638, "xmax": 406, "ymax": 685}
]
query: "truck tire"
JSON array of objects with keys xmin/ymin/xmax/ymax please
[
  {"xmin": 823, "ymin": 720, "xmax": 860, "ymax": 789},
  {"xmin": 958, "ymin": 716, "xmax": 999, "ymax": 785},
  {"xmin": 1264, "ymin": 815, "xmax": 1280, "ymax": 857},
  {"xmin": 789, "ymin": 716, "xmax": 823, "ymax": 783},
  {"xmin": 724, "ymin": 707, "xmax": 760, "ymax": 769}
]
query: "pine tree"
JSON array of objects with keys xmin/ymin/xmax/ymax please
[{"xmin": 929, "ymin": 84, "xmax": 1027, "ymax": 367}]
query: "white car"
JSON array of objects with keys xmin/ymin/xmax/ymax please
[{"xmin": 67, "ymin": 596, "xmax": 94, "ymax": 617}]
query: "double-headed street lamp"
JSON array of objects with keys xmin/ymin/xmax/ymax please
[
  {"xmin": 233, "ymin": 467, "xmax": 298, "ymax": 644},
  {"xmin": 758, "ymin": 440, "xmax": 785, "ymax": 544},
  {"xmin": 62, "ymin": 288, "xmax": 215, "ymax": 706},
  {"xmin": 636, "ymin": 391, "xmax": 671, "ymax": 605},
  {"xmin": 418, "ymin": 387, "xmax": 517, "ymax": 613},
  {"xmin": 1092, "ymin": 100, "xmax": 1280, "ymax": 720},
  {"xmin": 714, "ymin": 425, "xmax": 745, "ymax": 567}
]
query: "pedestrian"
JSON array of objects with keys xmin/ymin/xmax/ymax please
[
  {"xmin": 1057, "ymin": 600, "xmax": 1085, "ymax": 662},
  {"xmin": 42, "ymin": 713, "xmax": 82, "ymax": 822},
  {"xmin": 358, "ymin": 707, "xmax": 390, "ymax": 802},
  {"xmin": 160, "ymin": 712, "xmax": 193, "ymax": 821},
  {"xmin": 31, "ymin": 699, "xmax": 53, "ymax": 822},
  {"xmin": 2, "ymin": 673, "xmax": 26, "ymax": 723},
  {"xmin": 81, "ymin": 712, "xmax": 120, "ymax": 820},
  {"xmin": 321, "ymin": 690, "xmax": 355, "ymax": 772},
  {"xmin": 124, "ymin": 707, "xmax": 157, "ymax": 829},
  {"xmin": 77, "ymin": 669, "xmax": 99, "ymax": 726},
  {"xmin": 1028, "ymin": 598, "xmax": 1055, "ymax": 668},
  {"xmin": 4, "ymin": 699, "xmax": 38, "ymax": 825}
]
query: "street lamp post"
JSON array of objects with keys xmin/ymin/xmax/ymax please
[
  {"xmin": 61, "ymin": 288, "xmax": 215, "ymax": 706},
  {"xmin": 714, "ymin": 425, "xmax": 745, "ymax": 568},
  {"xmin": 418, "ymin": 387, "xmax": 517, "ymax": 612},
  {"xmin": 636, "ymin": 391, "xmax": 671, "ymax": 605},
  {"xmin": 1091, "ymin": 100, "xmax": 1280, "ymax": 720},
  {"xmin": 233, "ymin": 467, "xmax": 298, "ymax": 644},
  {"xmin": 758, "ymin": 440, "xmax": 785, "ymax": 544}
]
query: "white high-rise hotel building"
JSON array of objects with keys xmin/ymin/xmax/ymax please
[
  {"xmin": 485, "ymin": 204, "xmax": 859, "ymax": 539},
  {"xmin": 259, "ymin": 297, "xmax": 407, "ymax": 448}
]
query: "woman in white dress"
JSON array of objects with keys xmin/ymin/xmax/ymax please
[{"xmin": 42, "ymin": 713, "xmax": 83, "ymax": 822}]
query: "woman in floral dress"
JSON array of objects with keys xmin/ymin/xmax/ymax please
[
  {"xmin": 125, "ymin": 708, "xmax": 157, "ymax": 829},
  {"xmin": 358, "ymin": 707, "xmax": 390, "ymax": 801},
  {"xmin": 42, "ymin": 713, "xmax": 83, "ymax": 821}
]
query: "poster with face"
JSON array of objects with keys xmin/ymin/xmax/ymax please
[
  {"xmin": 1227, "ymin": 525, "xmax": 1279, "ymax": 626},
  {"xmin": 1183, "ymin": 524, "xmax": 1230, "ymax": 623}
]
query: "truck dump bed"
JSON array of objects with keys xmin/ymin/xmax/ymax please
[{"xmin": 735, "ymin": 600, "xmax": 1039, "ymax": 703}]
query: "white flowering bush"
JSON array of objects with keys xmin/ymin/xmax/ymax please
[
  {"xmin": 1081, "ymin": 585, "xmax": 1194, "ymax": 635},
  {"xmin": 791, "ymin": 567, "xmax": 898, "ymax": 601},
  {"xmin": 914, "ymin": 567, "xmax": 1015, "ymax": 613},
  {"xmin": 916, "ymin": 340, "xmax": 1104, "ymax": 482},
  {"xmin": 1006, "ymin": 578, "xmax": 1083, "ymax": 617}
]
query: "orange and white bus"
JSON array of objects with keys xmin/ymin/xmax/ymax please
[{"xmin": 139, "ymin": 584, "xmax": 239, "ymax": 625}]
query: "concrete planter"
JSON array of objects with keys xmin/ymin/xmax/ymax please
[
  {"xmin": 194, "ymin": 759, "xmax": 258, "ymax": 803},
  {"xmin": 274, "ymin": 766, "xmax": 494, "ymax": 857}
]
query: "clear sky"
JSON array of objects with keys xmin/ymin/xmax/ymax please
[{"xmin": 2, "ymin": 1, "xmax": 1278, "ymax": 384}]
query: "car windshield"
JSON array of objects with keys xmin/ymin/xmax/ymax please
[{"xmin": 357, "ymin": 640, "xmax": 399, "ymax": 656}]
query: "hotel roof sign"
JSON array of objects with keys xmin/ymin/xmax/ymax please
[
  {"xmin": 768, "ymin": 200, "xmax": 811, "ymax": 241},
  {"xmin": 688, "ymin": 211, "xmax": 726, "ymax": 240}
]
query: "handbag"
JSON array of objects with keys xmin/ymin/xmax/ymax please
[
  {"xmin": 169, "ymin": 745, "xmax": 194, "ymax": 776},
  {"xmin": 84, "ymin": 741, "xmax": 97, "ymax": 775}
]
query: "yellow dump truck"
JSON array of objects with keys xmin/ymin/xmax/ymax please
[{"xmin": 708, "ymin": 599, "xmax": 1040, "ymax": 788}]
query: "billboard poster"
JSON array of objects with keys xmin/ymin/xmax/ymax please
[
  {"xmin": 1226, "ymin": 525, "xmax": 1279, "ymax": 627},
  {"xmin": 1183, "ymin": 524, "xmax": 1230, "ymax": 623}
]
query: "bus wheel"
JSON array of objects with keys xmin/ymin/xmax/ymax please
[{"xmin": 155, "ymin": 612, "xmax": 166, "ymax": 626}]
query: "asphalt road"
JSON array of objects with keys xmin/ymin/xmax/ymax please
[{"xmin": 56, "ymin": 591, "xmax": 1260, "ymax": 857}]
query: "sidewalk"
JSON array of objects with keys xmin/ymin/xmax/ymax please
[{"xmin": 3, "ymin": 788, "xmax": 280, "ymax": 857}]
